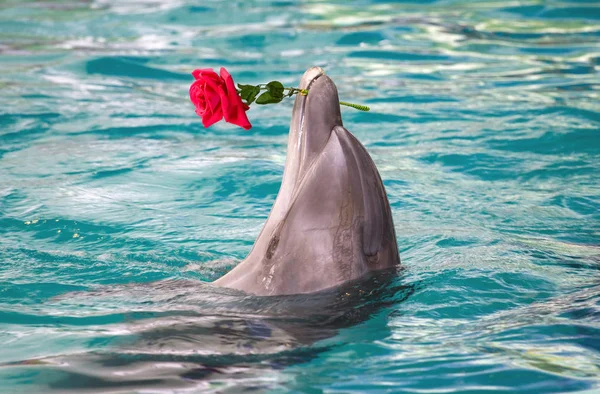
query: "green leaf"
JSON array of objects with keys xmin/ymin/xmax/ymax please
[
  {"xmin": 246, "ymin": 86, "xmax": 261, "ymax": 105},
  {"xmin": 238, "ymin": 85, "xmax": 253, "ymax": 98},
  {"xmin": 255, "ymin": 91, "xmax": 283, "ymax": 105},
  {"xmin": 266, "ymin": 81, "xmax": 284, "ymax": 99},
  {"xmin": 238, "ymin": 84, "xmax": 261, "ymax": 105}
]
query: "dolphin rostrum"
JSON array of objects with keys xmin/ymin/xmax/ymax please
[{"xmin": 214, "ymin": 67, "xmax": 400, "ymax": 296}]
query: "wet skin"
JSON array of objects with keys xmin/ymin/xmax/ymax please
[{"xmin": 214, "ymin": 67, "xmax": 400, "ymax": 296}]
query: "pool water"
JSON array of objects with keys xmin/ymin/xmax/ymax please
[{"xmin": 1, "ymin": 0, "xmax": 599, "ymax": 392}]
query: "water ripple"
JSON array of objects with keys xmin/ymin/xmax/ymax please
[{"xmin": 0, "ymin": 0, "xmax": 599, "ymax": 392}]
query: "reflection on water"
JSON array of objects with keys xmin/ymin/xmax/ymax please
[
  {"xmin": 5, "ymin": 270, "xmax": 411, "ymax": 391},
  {"xmin": 0, "ymin": 0, "xmax": 599, "ymax": 392}
]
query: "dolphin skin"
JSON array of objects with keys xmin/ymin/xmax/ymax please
[{"xmin": 214, "ymin": 67, "xmax": 400, "ymax": 296}]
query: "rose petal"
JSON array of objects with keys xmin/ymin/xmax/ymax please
[
  {"xmin": 204, "ymin": 85, "xmax": 221, "ymax": 113},
  {"xmin": 189, "ymin": 80, "xmax": 204, "ymax": 107},
  {"xmin": 190, "ymin": 67, "xmax": 252, "ymax": 130},
  {"xmin": 217, "ymin": 85, "xmax": 231, "ymax": 120},
  {"xmin": 195, "ymin": 95, "xmax": 207, "ymax": 116},
  {"xmin": 192, "ymin": 68, "xmax": 217, "ymax": 80},
  {"xmin": 219, "ymin": 67, "xmax": 252, "ymax": 130},
  {"xmin": 201, "ymin": 106, "xmax": 223, "ymax": 128}
]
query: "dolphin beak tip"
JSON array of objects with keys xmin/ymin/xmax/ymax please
[{"xmin": 299, "ymin": 67, "xmax": 326, "ymax": 90}]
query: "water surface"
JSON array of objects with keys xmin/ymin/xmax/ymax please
[{"xmin": 1, "ymin": 0, "xmax": 599, "ymax": 392}]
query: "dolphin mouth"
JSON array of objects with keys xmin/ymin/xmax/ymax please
[
  {"xmin": 272, "ymin": 66, "xmax": 343, "ymax": 217},
  {"xmin": 295, "ymin": 67, "xmax": 325, "ymax": 171},
  {"xmin": 297, "ymin": 70, "xmax": 325, "ymax": 145},
  {"xmin": 292, "ymin": 67, "xmax": 343, "ymax": 182}
]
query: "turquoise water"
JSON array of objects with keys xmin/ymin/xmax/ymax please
[{"xmin": 1, "ymin": 0, "xmax": 599, "ymax": 392}]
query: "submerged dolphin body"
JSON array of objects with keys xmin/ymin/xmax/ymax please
[{"xmin": 215, "ymin": 67, "xmax": 400, "ymax": 296}]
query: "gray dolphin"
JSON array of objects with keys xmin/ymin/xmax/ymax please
[{"xmin": 214, "ymin": 67, "xmax": 400, "ymax": 296}]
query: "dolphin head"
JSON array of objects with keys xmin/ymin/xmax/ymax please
[
  {"xmin": 214, "ymin": 67, "xmax": 400, "ymax": 296},
  {"xmin": 277, "ymin": 67, "xmax": 343, "ymax": 213}
]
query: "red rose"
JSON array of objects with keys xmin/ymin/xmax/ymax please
[{"xmin": 189, "ymin": 67, "xmax": 252, "ymax": 130}]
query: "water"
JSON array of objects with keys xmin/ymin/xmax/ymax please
[{"xmin": 1, "ymin": 0, "xmax": 599, "ymax": 392}]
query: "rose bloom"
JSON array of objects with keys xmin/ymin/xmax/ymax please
[{"xmin": 189, "ymin": 67, "xmax": 251, "ymax": 130}]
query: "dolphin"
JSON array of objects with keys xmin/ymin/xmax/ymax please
[
  {"xmin": 1, "ymin": 69, "xmax": 404, "ymax": 390},
  {"xmin": 214, "ymin": 67, "xmax": 400, "ymax": 296}
]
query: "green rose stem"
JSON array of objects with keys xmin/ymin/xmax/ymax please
[
  {"xmin": 338, "ymin": 101, "xmax": 370, "ymax": 112},
  {"xmin": 236, "ymin": 81, "xmax": 370, "ymax": 112}
]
